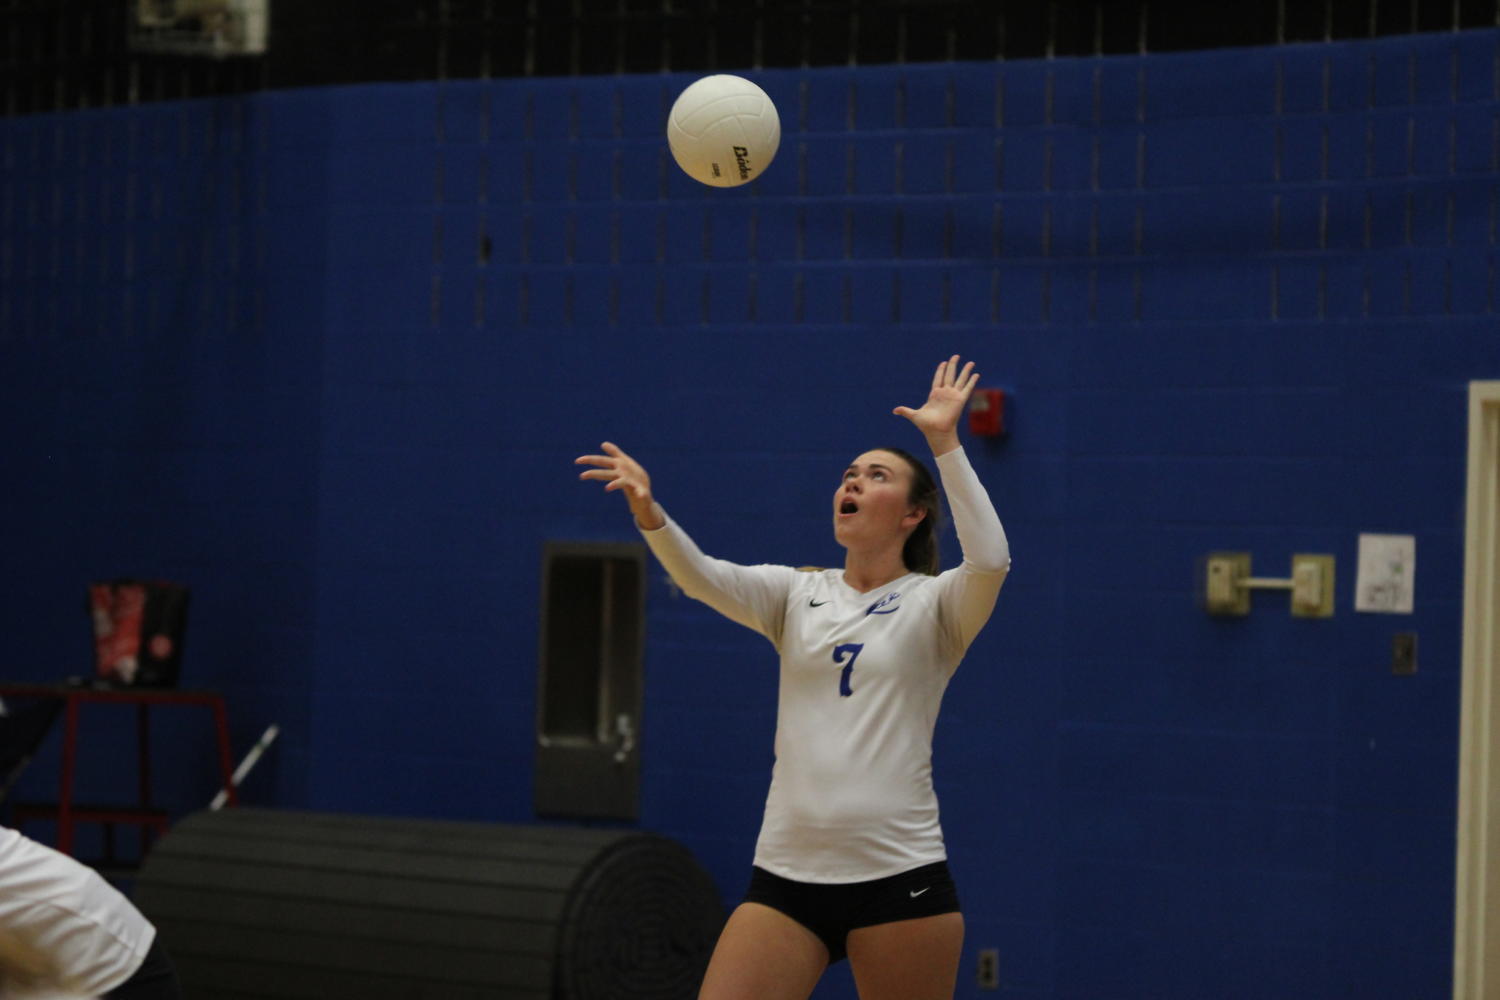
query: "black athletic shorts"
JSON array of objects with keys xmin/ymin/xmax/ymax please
[
  {"xmin": 106, "ymin": 938, "xmax": 183, "ymax": 1000},
  {"xmin": 743, "ymin": 860, "xmax": 961, "ymax": 964}
]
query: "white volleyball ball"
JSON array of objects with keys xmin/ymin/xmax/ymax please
[{"xmin": 666, "ymin": 74, "xmax": 781, "ymax": 188}]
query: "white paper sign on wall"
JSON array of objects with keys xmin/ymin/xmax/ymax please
[{"xmin": 1355, "ymin": 533, "xmax": 1416, "ymax": 614}]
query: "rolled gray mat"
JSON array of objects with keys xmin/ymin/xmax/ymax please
[{"xmin": 133, "ymin": 808, "xmax": 724, "ymax": 1000}]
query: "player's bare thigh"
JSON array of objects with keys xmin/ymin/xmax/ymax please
[
  {"xmin": 698, "ymin": 902, "xmax": 828, "ymax": 1000},
  {"xmin": 846, "ymin": 911, "xmax": 964, "ymax": 1000}
]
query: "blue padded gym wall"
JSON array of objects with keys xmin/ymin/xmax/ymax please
[
  {"xmin": 0, "ymin": 93, "xmax": 328, "ymax": 819},
  {"xmin": 3, "ymin": 28, "xmax": 1499, "ymax": 1000}
]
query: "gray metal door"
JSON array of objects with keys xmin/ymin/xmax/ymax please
[{"xmin": 535, "ymin": 542, "xmax": 645, "ymax": 821}]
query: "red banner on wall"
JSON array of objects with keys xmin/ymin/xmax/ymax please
[{"xmin": 87, "ymin": 580, "xmax": 189, "ymax": 687}]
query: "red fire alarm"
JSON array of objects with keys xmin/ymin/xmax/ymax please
[{"xmin": 968, "ymin": 388, "xmax": 1006, "ymax": 438}]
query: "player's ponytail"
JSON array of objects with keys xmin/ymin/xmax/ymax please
[{"xmin": 882, "ymin": 447, "xmax": 942, "ymax": 576}]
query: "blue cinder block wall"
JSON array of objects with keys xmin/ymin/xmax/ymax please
[{"xmin": 3, "ymin": 29, "xmax": 1499, "ymax": 1000}]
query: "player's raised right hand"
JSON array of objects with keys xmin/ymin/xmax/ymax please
[{"xmin": 575, "ymin": 442, "xmax": 664, "ymax": 530}]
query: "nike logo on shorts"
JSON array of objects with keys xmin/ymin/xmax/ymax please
[{"xmin": 910, "ymin": 887, "xmax": 930, "ymax": 898}]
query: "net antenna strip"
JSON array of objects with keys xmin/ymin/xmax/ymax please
[
  {"xmin": 209, "ymin": 724, "xmax": 279, "ymax": 810},
  {"xmin": 1199, "ymin": 552, "xmax": 1336, "ymax": 618}
]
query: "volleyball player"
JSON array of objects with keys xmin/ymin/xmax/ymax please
[
  {"xmin": 576, "ymin": 355, "xmax": 1011, "ymax": 999},
  {"xmin": 0, "ymin": 825, "xmax": 182, "ymax": 999}
]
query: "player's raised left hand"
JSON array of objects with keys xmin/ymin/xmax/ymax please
[{"xmin": 893, "ymin": 355, "xmax": 978, "ymax": 451}]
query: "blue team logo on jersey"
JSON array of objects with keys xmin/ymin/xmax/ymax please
[{"xmin": 865, "ymin": 592, "xmax": 901, "ymax": 615}]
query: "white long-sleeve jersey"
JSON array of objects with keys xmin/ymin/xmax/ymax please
[
  {"xmin": 640, "ymin": 446, "xmax": 1010, "ymax": 882},
  {"xmin": 0, "ymin": 825, "xmax": 155, "ymax": 999}
]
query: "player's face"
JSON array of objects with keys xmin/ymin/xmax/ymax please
[{"xmin": 833, "ymin": 450, "xmax": 924, "ymax": 547}]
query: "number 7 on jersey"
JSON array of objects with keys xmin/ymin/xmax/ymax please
[{"xmin": 833, "ymin": 643, "xmax": 864, "ymax": 697}]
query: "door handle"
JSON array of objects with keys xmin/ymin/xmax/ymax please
[{"xmin": 612, "ymin": 713, "xmax": 635, "ymax": 763}]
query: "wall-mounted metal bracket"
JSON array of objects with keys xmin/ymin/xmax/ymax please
[
  {"xmin": 1199, "ymin": 551, "xmax": 1251, "ymax": 615},
  {"xmin": 1199, "ymin": 552, "xmax": 1335, "ymax": 618}
]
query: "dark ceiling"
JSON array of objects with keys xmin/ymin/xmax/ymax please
[{"xmin": 3, "ymin": 0, "xmax": 1497, "ymax": 116}]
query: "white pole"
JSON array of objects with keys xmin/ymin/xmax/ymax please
[{"xmin": 210, "ymin": 724, "xmax": 279, "ymax": 810}]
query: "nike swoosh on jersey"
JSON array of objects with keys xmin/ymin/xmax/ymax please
[{"xmin": 809, "ymin": 599, "xmax": 829, "ymax": 607}]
